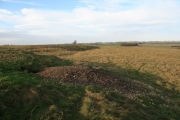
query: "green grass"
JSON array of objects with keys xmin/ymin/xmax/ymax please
[
  {"xmin": 0, "ymin": 46, "xmax": 180, "ymax": 120},
  {"xmin": 0, "ymin": 49, "xmax": 84, "ymax": 120},
  {"xmin": 0, "ymin": 71, "xmax": 85, "ymax": 120},
  {"xmin": 80, "ymin": 85, "xmax": 180, "ymax": 120},
  {"xmin": 0, "ymin": 50, "xmax": 73, "ymax": 73}
]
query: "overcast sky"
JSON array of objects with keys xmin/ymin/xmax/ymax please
[{"xmin": 0, "ymin": 0, "xmax": 180, "ymax": 45}]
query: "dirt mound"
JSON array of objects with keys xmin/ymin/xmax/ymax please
[{"xmin": 37, "ymin": 66, "xmax": 155, "ymax": 97}]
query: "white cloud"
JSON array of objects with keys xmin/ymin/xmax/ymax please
[
  {"xmin": 0, "ymin": 0, "xmax": 180, "ymax": 44},
  {"xmin": 0, "ymin": 0, "xmax": 42, "ymax": 6},
  {"xmin": 0, "ymin": 9, "xmax": 12, "ymax": 14}
]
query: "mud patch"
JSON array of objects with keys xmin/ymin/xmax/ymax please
[{"xmin": 37, "ymin": 66, "xmax": 155, "ymax": 98}]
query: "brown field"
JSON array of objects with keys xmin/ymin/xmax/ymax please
[
  {"xmin": 1, "ymin": 44, "xmax": 180, "ymax": 119},
  {"xmin": 64, "ymin": 46, "xmax": 180, "ymax": 90},
  {"xmin": 2, "ymin": 44, "xmax": 179, "ymax": 91},
  {"xmin": 1, "ymin": 44, "xmax": 180, "ymax": 91},
  {"xmin": 35, "ymin": 44, "xmax": 179, "ymax": 91}
]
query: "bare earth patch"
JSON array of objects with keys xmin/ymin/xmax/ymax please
[{"xmin": 37, "ymin": 66, "xmax": 155, "ymax": 98}]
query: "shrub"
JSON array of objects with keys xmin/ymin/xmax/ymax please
[{"xmin": 121, "ymin": 42, "xmax": 138, "ymax": 46}]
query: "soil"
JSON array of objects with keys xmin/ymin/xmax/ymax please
[{"xmin": 37, "ymin": 66, "xmax": 155, "ymax": 98}]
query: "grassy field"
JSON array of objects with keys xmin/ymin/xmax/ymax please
[
  {"xmin": 0, "ymin": 44, "xmax": 180, "ymax": 119},
  {"xmin": 59, "ymin": 45, "xmax": 180, "ymax": 91}
]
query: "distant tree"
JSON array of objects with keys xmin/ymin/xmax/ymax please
[{"xmin": 72, "ymin": 40, "xmax": 77, "ymax": 44}]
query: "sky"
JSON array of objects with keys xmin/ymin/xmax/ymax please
[{"xmin": 0, "ymin": 0, "xmax": 180, "ymax": 45}]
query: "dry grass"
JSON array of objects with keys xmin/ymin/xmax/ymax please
[
  {"xmin": 1, "ymin": 44, "xmax": 180, "ymax": 119},
  {"xmin": 57, "ymin": 46, "xmax": 180, "ymax": 91},
  {"xmin": 1, "ymin": 44, "xmax": 179, "ymax": 91},
  {"xmin": 80, "ymin": 86, "xmax": 129, "ymax": 120}
]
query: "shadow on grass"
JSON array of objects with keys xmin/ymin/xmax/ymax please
[
  {"xmin": 80, "ymin": 61, "xmax": 179, "ymax": 93},
  {"xmin": 0, "ymin": 49, "xmax": 88, "ymax": 119},
  {"xmin": 1, "ymin": 70, "xmax": 179, "ymax": 120},
  {"xmin": 18, "ymin": 52, "xmax": 74, "ymax": 73},
  {"xmin": 78, "ymin": 62, "xmax": 180, "ymax": 119},
  {"xmin": 1, "ymin": 48, "xmax": 179, "ymax": 119},
  {"xmin": 0, "ymin": 71, "xmax": 88, "ymax": 119},
  {"xmin": 78, "ymin": 85, "xmax": 180, "ymax": 120},
  {"xmin": 0, "ymin": 51, "xmax": 74, "ymax": 73},
  {"xmin": 87, "ymin": 62, "xmax": 180, "ymax": 104},
  {"xmin": 83, "ymin": 62, "xmax": 161, "ymax": 85}
]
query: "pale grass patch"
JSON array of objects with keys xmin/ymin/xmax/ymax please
[
  {"xmin": 80, "ymin": 97, "xmax": 92, "ymax": 117},
  {"xmin": 80, "ymin": 86, "xmax": 128, "ymax": 119},
  {"xmin": 85, "ymin": 88, "xmax": 105, "ymax": 101}
]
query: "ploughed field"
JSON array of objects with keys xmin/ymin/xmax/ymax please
[{"xmin": 0, "ymin": 44, "xmax": 180, "ymax": 120}]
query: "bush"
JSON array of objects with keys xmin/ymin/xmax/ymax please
[{"xmin": 121, "ymin": 42, "xmax": 138, "ymax": 46}]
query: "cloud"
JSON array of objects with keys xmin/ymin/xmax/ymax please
[
  {"xmin": 0, "ymin": 30, "xmax": 104, "ymax": 45},
  {"xmin": 0, "ymin": 0, "xmax": 180, "ymax": 44},
  {"xmin": 0, "ymin": 0, "xmax": 43, "ymax": 6},
  {"xmin": 0, "ymin": 9, "xmax": 12, "ymax": 14}
]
